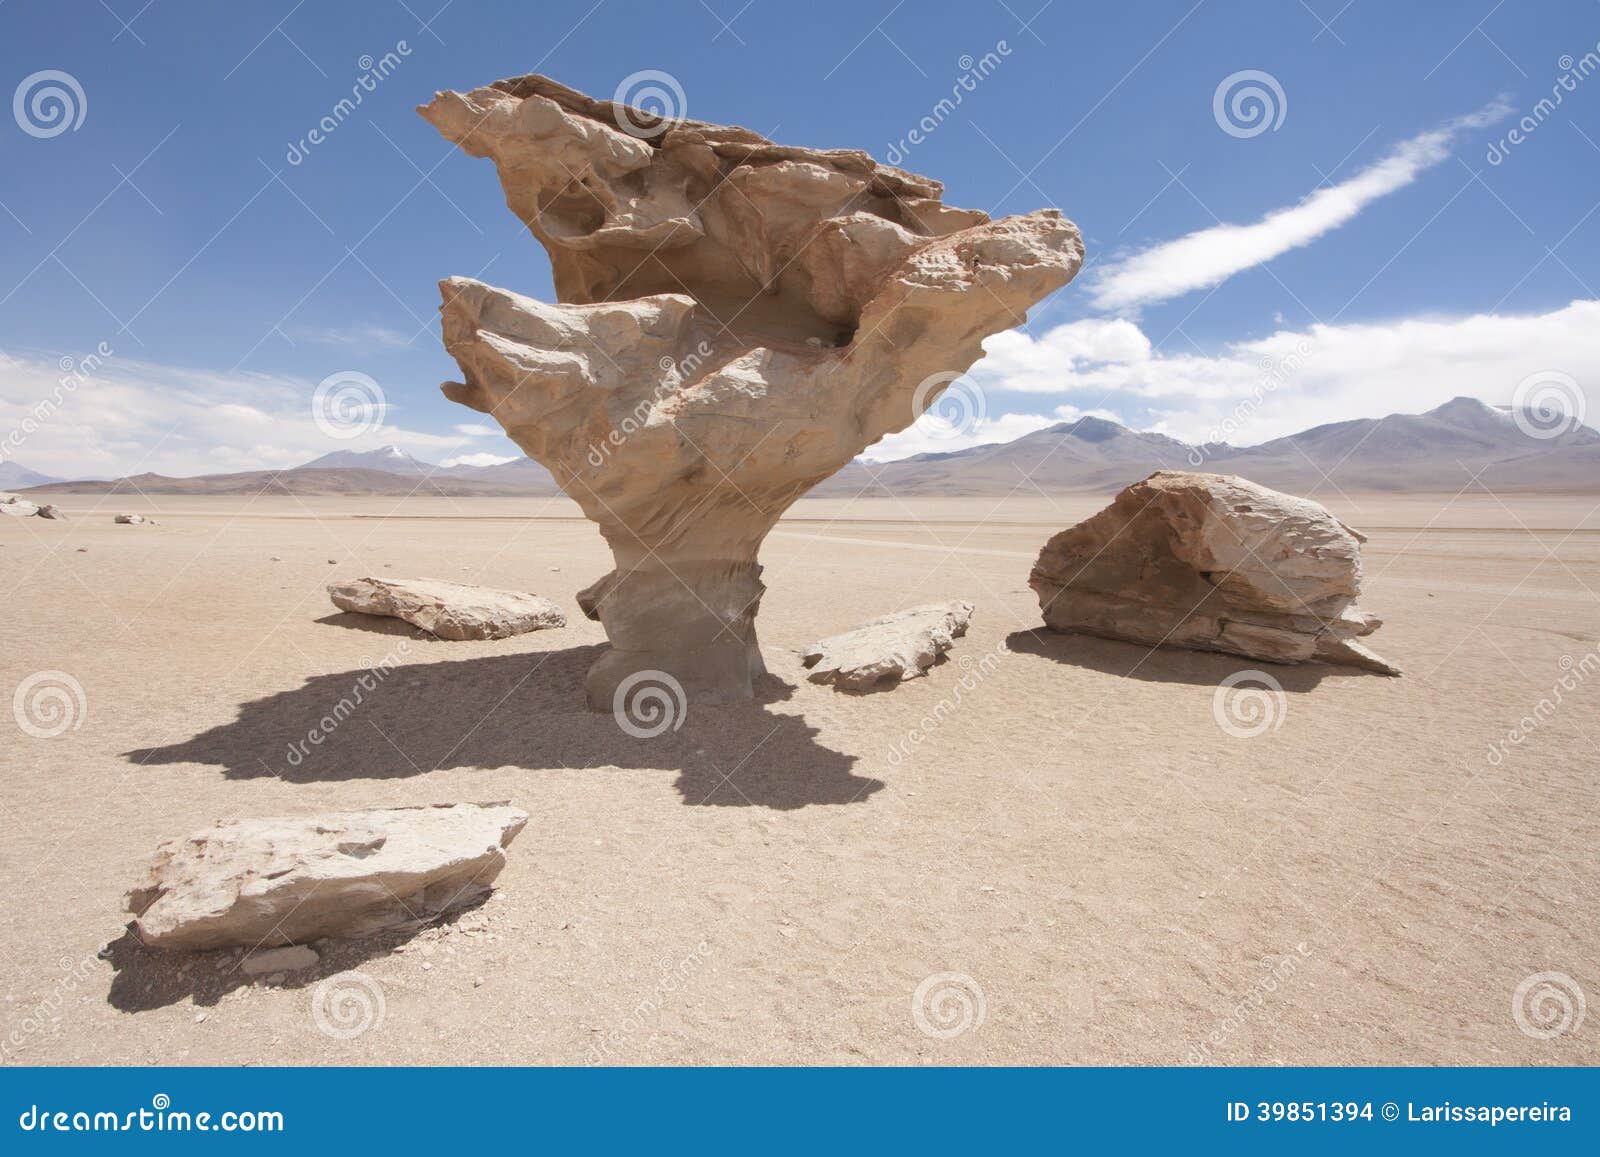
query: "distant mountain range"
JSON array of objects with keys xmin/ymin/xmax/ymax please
[
  {"xmin": 817, "ymin": 396, "xmax": 1600, "ymax": 496},
  {"xmin": 15, "ymin": 398, "xmax": 1599, "ymax": 499},
  {"xmin": 0, "ymin": 461, "xmax": 59, "ymax": 488},
  {"xmin": 21, "ymin": 446, "xmax": 563, "ymax": 497}
]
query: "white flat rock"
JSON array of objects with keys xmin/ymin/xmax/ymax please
[
  {"xmin": 328, "ymin": 575, "xmax": 566, "ymax": 640},
  {"xmin": 802, "ymin": 601, "xmax": 974, "ymax": 690},
  {"xmin": 127, "ymin": 802, "xmax": 529, "ymax": 950}
]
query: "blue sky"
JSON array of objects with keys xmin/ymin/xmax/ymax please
[{"xmin": 1, "ymin": 0, "xmax": 1596, "ymax": 476}]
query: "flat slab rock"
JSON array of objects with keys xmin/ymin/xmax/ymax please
[
  {"xmin": 328, "ymin": 575, "xmax": 565, "ymax": 640},
  {"xmin": 126, "ymin": 802, "xmax": 529, "ymax": 950},
  {"xmin": 1030, "ymin": 471, "xmax": 1398, "ymax": 674},
  {"xmin": 802, "ymin": 601, "xmax": 973, "ymax": 690},
  {"xmin": 2, "ymin": 497, "xmax": 40, "ymax": 517}
]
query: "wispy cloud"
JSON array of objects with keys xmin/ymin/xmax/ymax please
[{"xmin": 1089, "ymin": 98, "xmax": 1512, "ymax": 312}]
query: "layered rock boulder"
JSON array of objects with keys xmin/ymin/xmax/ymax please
[
  {"xmin": 802, "ymin": 601, "xmax": 974, "ymax": 690},
  {"xmin": 126, "ymin": 803, "xmax": 528, "ymax": 950},
  {"xmin": 1029, "ymin": 471, "xmax": 1398, "ymax": 674},
  {"xmin": 328, "ymin": 575, "xmax": 565, "ymax": 640},
  {"xmin": 419, "ymin": 74, "xmax": 1082, "ymax": 706}
]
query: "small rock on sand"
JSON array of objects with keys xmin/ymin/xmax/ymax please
[
  {"xmin": 802, "ymin": 601, "xmax": 974, "ymax": 690},
  {"xmin": 328, "ymin": 575, "xmax": 566, "ymax": 640},
  {"xmin": 126, "ymin": 802, "xmax": 529, "ymax": 949}
]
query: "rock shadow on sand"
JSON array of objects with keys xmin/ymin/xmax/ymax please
[
  {"xmin": 101, "ymin": 896, "xmax": 488, "ymax": 1013},
  {"xmin": 1004, "ymin": 628, "xmax": 1385, "ymax": 690},
  {"xmin": 125, "ymin": 646, "xmax": 880, "ymax": 810}
]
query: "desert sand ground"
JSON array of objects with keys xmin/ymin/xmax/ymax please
[{"xmin": 2, "ymin": 489, "xmax": 1597, "ymax": 1065}]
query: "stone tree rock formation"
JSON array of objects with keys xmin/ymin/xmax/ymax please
[
  {"xmin": 1030, "ymin": 471, "xmax": 1399, "ymax": 674},
  {"xmin": 419, "ymin": 74, "xmax": 1083, "ymax": 707}
]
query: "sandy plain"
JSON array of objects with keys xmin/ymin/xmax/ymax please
[{"xmin": 2, "ymin": 490, "xmax": 1597, "ymax": 1065}]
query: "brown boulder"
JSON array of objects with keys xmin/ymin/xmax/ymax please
[{"xmin": 1029, "ymin": 472, "xmax": 1398, "ymax": 673}]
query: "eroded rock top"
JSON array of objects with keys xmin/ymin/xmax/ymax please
[{"xmin": 419, "ymin": 73, "xmax": 1015, "ymax": 344}]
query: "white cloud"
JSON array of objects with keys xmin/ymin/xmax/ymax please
[
  {"xmin": 453, "ymin": 423, "xmax": 503, "ymax": 437},
  {"xmin": 0, "ymin": 349, "xmax": 482, "ymax": 479},
  {"xmin": 1089, "ymin": 99, "xmax": 1512, "ymax": 311},
  {"xmin": 972, "ymin": 299, "xmax": 1600, "ymax": 446},
  {"xmin": 861, "ymin": 412, "xmax": 1060, "ymax": 461},
  {"xmin": 441, "ymin": 452, "xmax": 518, "ymax": 468}
]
